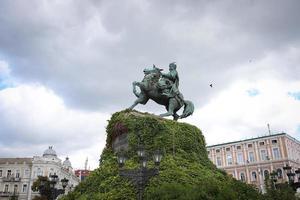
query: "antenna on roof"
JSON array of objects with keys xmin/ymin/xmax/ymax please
[
  {"xmin": 267, "ymin": 123, "xmax": 271, "ymax": 135},
  {"xmin": 84, "ymin": 157, "xmax": 88, "ymax": 170}
]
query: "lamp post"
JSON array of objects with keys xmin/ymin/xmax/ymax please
[
  {"xmin": 49, "ymin": 173, "xmax": 69, "ymax": 200},
  {"xmin": 295, "ymin": 168, "xmax": 300, "ymax": 182},
  {"xmin": 294, "ymin": 168, "xmax": 300, "ymax": 190},
  {"xmin": 282, "ymin": 164, "xmax": 300, "ymax": 191},
  {"xmin": 283, "ymin": 164, "xmax": 295, "ymax": 185},
  {"xmin": 117, "ymin": 146, "xmax": 163, "ymax": 200},
  {"xmin": 61, "ymin": 178, "xmax": 69, "ymax": 190}
]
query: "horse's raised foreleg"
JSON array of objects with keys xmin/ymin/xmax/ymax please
[
  {"xmin": 129, "ymin": 97, "xmax": 149, "ymax": 110},
  {"xmin": 129, "ymin": 91, "xmax": 149, "ymax": 110}
]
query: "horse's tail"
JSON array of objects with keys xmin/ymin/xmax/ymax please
[{"xmin": 180, "ymin": 100, "xmax": 194, "ymax": 119}]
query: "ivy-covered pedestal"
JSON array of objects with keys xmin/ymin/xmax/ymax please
[{"xmin": 61, "ymin": 110, "xmax": 262, "ymax": 200}]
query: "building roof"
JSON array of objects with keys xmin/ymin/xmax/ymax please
[
  {"xmin": 63, "ymin": 157, "xmax": 72, "ymax": 168},
  {"xmin": 0, "ymin": 158, "xmax": 32, "ymax": 164},
  {"xmin": 206, "ymin": 132, "xmax": 289, "ymax": 148},
  {"xmin": 43, "ymin": 146, "xmax": 57, "ymax": 157},
  {"xmin": 75, "ymin": 169, "xmax": 91, "ymax": 176}
]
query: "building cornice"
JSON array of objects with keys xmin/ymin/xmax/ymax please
[{"xmin": 206, "ymin": 132, "xmax": 295, "ymax": 148}]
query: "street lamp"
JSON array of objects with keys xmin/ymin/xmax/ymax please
[
  {"xmin": 117, "ymin": 151, "xmax": 126, "ymax": 168},
  {"xmin": 48, "ymin": 173, "xmax": 69, "ymax": 200},
  {"xmin": 268, "ymin": 166, "xmax": 300, "ymax": 192},
  {"xmin": 283, "ymin": 164, "xmax": 295, "ymax": 184},
  {"xmin": 49, "ymin": 173, "xmax": 59, "ymax": 188},
  {"xmin": 141, "ymin": 156, "xmax": 147, "ymax": 169},
  {"xmin": 61, "ymin": 178, "xmax": 69, "ymax": 190},
  {"xmin": 137, "ymin": 145, "xmax": 146, "ymax": 158},
  {"xmin": 295, "ymin": 168, "xmax": 300, "ymax": 182},
  {"xmin": 117, "ymin": 147, "xmax": 163, "ymax": 200},
  {"xmin": 153, "ymin": 150, "xmax": 162, "ymax": 166}
]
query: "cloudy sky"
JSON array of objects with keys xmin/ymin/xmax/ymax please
[{"xmin": 0, "ymin": 0, "xmax": 300, "ymax": 169}]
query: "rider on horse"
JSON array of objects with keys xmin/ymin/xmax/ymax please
[
  {"xmin": 161, "ymin": 62, "xmax": 184, "ymax": 106},
  {"xmin": 129, "ymin": 63, "xmax": 194, "ymax": 120}
]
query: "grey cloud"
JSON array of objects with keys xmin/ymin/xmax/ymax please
[
  {"xmin": 0, "ymin": 0, "xmax": 299, "ymax": 112},
  {"xmin": 1, "ymin": 0, "xmax": 300, "ymax": 169}
]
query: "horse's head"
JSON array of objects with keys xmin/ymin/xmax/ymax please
[
  {"xmin": 141, "ymin": 65, "xmax": 163, "ymax": 88},
  {"xmin": 143, "ymin": 65, "xmax": 163, "ymax": 75}
]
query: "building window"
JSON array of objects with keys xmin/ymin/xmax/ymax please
[
  {"xmin": 226, "ymin": 154, "xmax": 233, "ymax": 165},
  {"xmin": 277, "ymin": 169, "xmax": 283, "ymax": 178},
  {"xmin": 24, "ymin": 169, "xmax": 30, "ymax": 177},
  {"xmin": 248, "ymin": 144, "xmax": 253, "ymax": 148},
  {"xmin": 0, "ymin": 170, "xmax": 2, "ymax": 177},
  {"xmin": 14, "ymin": 185, "xmax": 18, "ymax": 193},
  {"xmin": 22, "ymin": 184, "xmax": 27, "ymax": 193},
  {"xmin": 216, "ymin": 157, "xmax": 222, "ymax": 167},
  {"xmin": 37, "ymin": 168, "xmax": 43, "ymax": 176},
  {"xmin": 237, "ymin": 146, "xmax": 241, "ymax": 150},
  {"xmin": 272, "ymin": 139, "xmax": 278, "ymax": 144},
  {"xmin": 240, "ymin": 172, "xmax": 246, "ymax": 182},
  {"xmin": 260, "ymin": 149, "xmax": 268, "ymax": 161},
  {"xmin": 207, "ymin": 151, "xmax": 210, "ymax": 155},
  {"xmin": 248, "ymin": 152, "xmax": 255, "ymax": 162},
  {"xmin": 50, "ymin": 168, "xmax": 54, "ymax": 176},
  {"xmin": 15, "ymin": 170, "xmax": 20, "ymax": 178},
  {"xmin": 7, "ymin": 170, "xmax": 12, "ymax": 177},
  {"xmin": 216, "ymin": 149, "xmax": 220, "ymax": 153},
  {"xmin": 237, "ymin": 152, "xmax": 244, "ymax": 164},
  {"xmin": 251, "ymin": 171, "xmax": 257, "ymax": 181},
  {"xmin": 226, "ymin": 147, "xmax": 231, "ymax": 151},
  {"xmin": 273, "ymin": 148, "xmax": 281, "ymax": 160},
  {"xmin": 264, "ymin": 170, "xmax": 269, "ymax": 179},
  {"xmin": 259, "ymin": 141, "xmax": 265, "ymax": 146},
  {"xmin": 4, "ymin": 184, "xmax": 9, "ymax": 193}
]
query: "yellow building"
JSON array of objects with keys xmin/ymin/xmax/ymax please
[{"xmin": 207, "ymin": 132, "xmax": 300, "ymax": 191}]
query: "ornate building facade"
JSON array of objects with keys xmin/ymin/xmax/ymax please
[
  {"xmin": 0, "ymin": 146, "xmax": 80, "ymax": 200},
  {"xmin": 206, "ymin": 132, "xmax": 300, "ymax": 191}
]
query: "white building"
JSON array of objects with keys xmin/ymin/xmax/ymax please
[
  {"xmin": 207, "ymin": 132, "xmax": 300, "ymax": 192},
  {"xmin": 0, "ymin": 146, "xmax": 80, "ymax": 200}
]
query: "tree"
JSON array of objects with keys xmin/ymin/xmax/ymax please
[
  {"xmin": 31, "ymin": 176, "xmax": 52, "ymax": 200},
  {"xmin": 9, "ymin": 194, "xmax": 19, "ymax": 200},
  {"xmin": 263, "ymin": 173, "xmax": 299, "ymax": 200}
]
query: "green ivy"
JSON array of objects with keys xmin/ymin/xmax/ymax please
[{"xmin": 61, "ymin": 110, "xmax": 262, "ymax": 200}]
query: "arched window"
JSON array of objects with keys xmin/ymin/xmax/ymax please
[
  {"xmin": 240, "ymin": 172, "xmax": 246, "ymax": 182},
  {"xmin": 37, "ymin": 168, "xmax": 43, "ymax": 176},
  {"xmin": 251, "ymin": 171, "xmax": 257, "ymax": 181},
  {"xmin": 14, "ymin": 185, "xmax": 18, "ymax": 193},
  {"xmin": 264, "ymin": 170, "xmax": 269, "ymax": 179},
  {"xmin": 277, "ymin": 169, "xmax": 283, "ymax": 178}
]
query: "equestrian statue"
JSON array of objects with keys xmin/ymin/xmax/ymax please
[{"xmin": 129, "ymin": 62, "xmax": 194, "ymax": 120}]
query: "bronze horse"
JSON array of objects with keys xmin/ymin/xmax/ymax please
[{"xmin": 129, "ymin": 66, "xmax": 194, "ymax": 120}]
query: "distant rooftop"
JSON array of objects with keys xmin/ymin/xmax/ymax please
[
  {"xmin": 206, "ymin": 132, "xmax": 294, "ymax": 148},
  {"xmin": 43, "ymin": 146, "xmax": 57, "ymax": 157},
  {"xmin": 0, "ymin": 158, "xmax": 32, "ymax": 164}
]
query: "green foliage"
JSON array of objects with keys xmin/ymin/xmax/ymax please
[
  {"xmin": 263, "ymin": 174, "xmax": 299, "ymax": 200},
  {"xmin": 9, "ymin": 194, "xmax": 19, "ymax": 200},
  {"xmin": 32, "ymin": 196, "xmax": 48, "ymax": 200},
  {"xmin": 62, "ymin": 110, "xmax": 263, "ymax": 200},
  {"xmin": 32, "ymin": 176, "xmax": 52, "ymax": 200}
]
